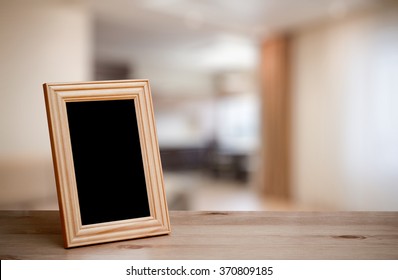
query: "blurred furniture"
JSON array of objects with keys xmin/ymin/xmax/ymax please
[
  {"xmin": 1, "ymin": 211, "xmax": 397, "ymax": 259},
  {"xmin": 160, "ymin": 147, "xmax": 206, "ymax": 171},
  {"xmin": 205, "ymin": 140, "xmax": 251, "ymax": 182},
  {"xmin": 207, "ymin": 150, "xmax": 249, "ymax": 182},
  {"xmin": 160, "ymin": 144, "xmax": 251, "ymax": 182}
]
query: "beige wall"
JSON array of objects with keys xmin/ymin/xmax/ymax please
[
  {"xmin": 291, "ymin": 5, "xmax": 398, "ymax": 210},
  {"xmin": 0, "ymin": 1, "xmax": 92, "ymax": 209}
]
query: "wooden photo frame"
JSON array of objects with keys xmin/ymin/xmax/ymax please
[{"xmin": 43, "ymin": 80, "xmax": 170, "ymax": 248}]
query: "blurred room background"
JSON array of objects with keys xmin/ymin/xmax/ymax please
[{"xmin": 1, "ymin": 0, "xmax": 398, "ymax": 211}]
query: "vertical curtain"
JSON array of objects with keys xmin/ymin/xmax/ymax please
[{"xmin": 261, "ymin": 35, "xmax": 291, "ymax": 199}]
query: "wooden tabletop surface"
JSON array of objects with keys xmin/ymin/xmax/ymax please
[{"xmin": 0, "ymin": 211, "xmax": 397, "ymax": 259}]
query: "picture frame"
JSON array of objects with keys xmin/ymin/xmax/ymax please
[{"xmin": 43, "ymin": 80, "xmax": 171, "ymax": 248}]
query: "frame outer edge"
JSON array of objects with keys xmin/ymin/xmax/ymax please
[
  {"xmin": 43, "ymin": 83, "xmax": 70, "ymax": 248},
  {"xmin": 146, "ymin": 81, "xmax": 171, "ymax": 232}
]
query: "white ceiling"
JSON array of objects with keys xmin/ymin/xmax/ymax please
[
  {"xmin": 89, "ymin": 0, "xmax": 386, "ymax": 71},
  {"xmin": 91, "ymin": 0, "xmax": 383, "ymax": 40}
]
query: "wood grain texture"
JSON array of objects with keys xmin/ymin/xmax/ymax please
[
  {"xmin": 43, "ymin": 80, "xmax": 170, "ymax": 248},
  {"xmin": 1, "ymin": 211, "xmax": 397, "ymax": 259}
]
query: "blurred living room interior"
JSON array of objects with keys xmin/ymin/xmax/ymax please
[{"xmin": 1, "ymin": 0, "xmax": 398, "ymax": 211}]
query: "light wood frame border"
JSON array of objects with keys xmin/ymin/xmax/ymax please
[{"xmin": 43, "ymin": 80, "xmax": 171, "ymax": 248}]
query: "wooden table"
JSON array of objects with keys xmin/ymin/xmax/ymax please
[{"xmin": 1, "ymin": 211, "xmax": 397, "ymax": 259}]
